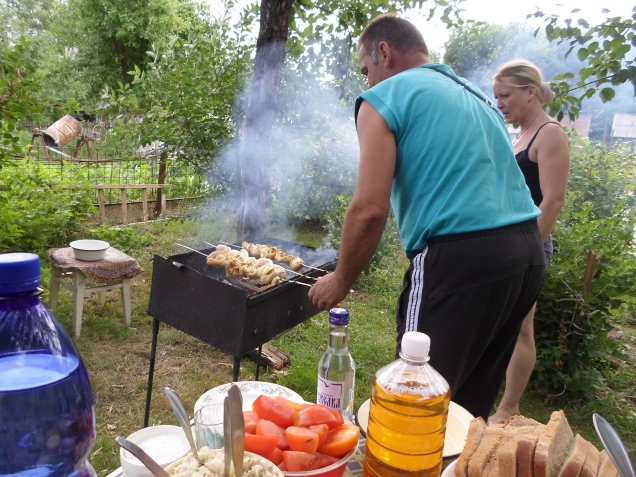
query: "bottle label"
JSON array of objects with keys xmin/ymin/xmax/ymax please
[{"xmin": 317, "ymin": 376, "xmax": 345, "ymax": 412}]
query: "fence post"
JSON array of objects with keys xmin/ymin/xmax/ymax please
[
  {"xmin": 98, "ymin": 189, "xmax": 106, "ymax": 225},
  {"xmin": 142, "ymin": 188, "xmax": 148, "ymax": 222},
  {"xmin": 155, "ymin": 152, "xmax": 167, "ymax": 217},
  {"xmin": 121, "ymin": 188, "xmax": 128, "ymax": 224}
]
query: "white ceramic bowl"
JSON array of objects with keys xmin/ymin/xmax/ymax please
[
  {"xmin": 69, "ymin": 239, "xmax": 110, "ymax": 261},
  {"xmin": 120, "ymin": 425, "xmax": 191, "ymax": 477}
]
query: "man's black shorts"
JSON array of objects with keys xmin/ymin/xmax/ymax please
[{"xmin": 395, "ymin": 219, "xmax": 546, "ymax": 420}]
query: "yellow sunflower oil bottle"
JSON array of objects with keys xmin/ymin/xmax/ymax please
[{"xmin": 363, "ymin": 331, "xmax": 450, "ymax": 477}]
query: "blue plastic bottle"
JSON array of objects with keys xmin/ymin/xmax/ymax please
[{"xmin": 0, "ymin": 253, "xmax": 96, "ymax": 477}]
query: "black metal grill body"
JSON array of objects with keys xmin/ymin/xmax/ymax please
[{"xmin": 148, "ymin": 237, "xmax": 337, "ymax": 355}]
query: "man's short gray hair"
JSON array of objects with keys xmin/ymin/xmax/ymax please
[{"xmin": 359, "ymin": 14, "xmax": 429, "ymax": 64}]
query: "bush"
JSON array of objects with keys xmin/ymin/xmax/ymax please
[
  {"xmin": 323, "ymin": 194, "xmax": 401, "ymax": 274},
  {"xmin": 532, "ymin": 140, "xmax": 636, "ymax": 396},
  {"xmin": 0, "ymin": 160, "xmax": 95, "ymax": 255}
]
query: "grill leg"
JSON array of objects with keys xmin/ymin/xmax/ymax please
[
  {"xmin": 255, "ymin": 345, "xmax": 263, "ymax": 381},
  {"xmin": 144, "ymin": 318, "xmax": 161, "ymax": 427},
  {"xmin": 232, "ymin": 356, "xmax": 241, "ymax": 382}
]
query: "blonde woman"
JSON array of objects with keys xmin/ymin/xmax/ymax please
[{"xmin": 490, "ymin": 60, "xmax": 570, "ymax": 424}]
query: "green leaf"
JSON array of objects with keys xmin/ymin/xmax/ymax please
[
  {"xmin": 599, "ymin": 87, "xmax": 615, "ymax": 102},
  {"xmin": 577, "ymin": 48, "xmax": 589, "ymax": 61}
]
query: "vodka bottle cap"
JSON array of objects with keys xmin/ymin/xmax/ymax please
[
  {"xmin": 0, "ymin": 253, "xmax": 41, "ymax": 295},
  {"xmin": 401, "ymin": 331, "xmax": 431, "ymax": 360},
  {"xmin": 329, "ymin": 308, "xmax": 349, "ymax": 325}
]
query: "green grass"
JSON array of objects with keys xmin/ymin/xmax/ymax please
[{"xmin": 34, "ymin": 213, "xmax": 636, "ymax": 474}]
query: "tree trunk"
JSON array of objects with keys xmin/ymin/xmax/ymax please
[{"xmin": 237, "ymin": 0, "xmax": 296, "ymax": 242}]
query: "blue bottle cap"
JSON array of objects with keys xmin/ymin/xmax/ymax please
[
  {"xmin": 329, "ymin": 307, "xmax": 349, "ymax": 325},
  {"xmin": 0, "ymin": 253, "xmax": 41, "ymax": 295}
]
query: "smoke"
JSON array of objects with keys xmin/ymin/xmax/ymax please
[{"xmin": 208, "ymin": 57, "xmax": 362, "ymax": 242}]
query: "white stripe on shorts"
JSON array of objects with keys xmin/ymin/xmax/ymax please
[{"xmin": 406, "ymin": 246, "xmax": 427, "ymax": 332}]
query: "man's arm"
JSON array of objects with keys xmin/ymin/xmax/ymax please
[{"xmin": 309, "ymin": 100, "xmax": 396, "ymax": 310}]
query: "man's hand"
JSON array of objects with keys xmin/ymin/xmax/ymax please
[{"xmin": 308, "ymin": 273, "xmax": 351, "ymax": 311}]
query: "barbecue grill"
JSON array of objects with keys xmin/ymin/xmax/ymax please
[{"xmin": 143, "ymin": 237, "xmax": 337, "ymax": 425}]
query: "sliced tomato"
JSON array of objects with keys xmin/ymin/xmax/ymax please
[
  {"xmin": 256, "ymin": 419, "xmax": 289, "ymax": 449},
  {"xmin": 330, "ymin": 409, "xmax": 345, "ymax": 428},
  {"xmin": 286, "ymin": 426, "xmax": 320, "ymax": 454},
  {"xmin": 309, "ymin": 452, "xmax": 340, "ymax": 470},
  {"xmin": 309, "ymin": 424, "xmax": 329, "ymax": 448},
  {"xmin": 244, "ymin": 411, "xmax": 259, "ymax": 434},
  {"xmin": 293, "ymin": 404, "xmax": 342, "ymax": 429},
  {"xmin": 267, "ymin": 446, "xmax": 284, "ymax": 466},
  {"xmin": 278, "ymin": 461, "xmax": 287, "ymax": 471},
  {"xmin": 273, "ymin": 395, "xmax": 303, "ymax": 412},
  {"xmin": 317, "ymin": 425, "xmax": 360, "ymax": 457},
  {"xmin": 282, "ymin": 451, "xmax": 318, "ymax": 472},
  {"xmin": 244, "ymin": 433, "xmax": 279, "ymax": 459},
  {"xmin": 253, "ymin": 395, "xmax": 294, "ymax": 428}
]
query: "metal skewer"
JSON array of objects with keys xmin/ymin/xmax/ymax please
[
  {"xmin": 175, "ymin": 243, "xmax": 208, "ymax": 257},
  {"xmin": 210, "ymin": 241, "xmax": 329, "ymax": 274}
]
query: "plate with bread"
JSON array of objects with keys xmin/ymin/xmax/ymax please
[{"xmin": 446, "ymin": 410, "xmax": 620, "ymax": 477}]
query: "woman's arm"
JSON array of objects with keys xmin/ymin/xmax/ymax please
[{"xmin": 533, "ymin": 124, "xmax": 570, "ymax": 242}]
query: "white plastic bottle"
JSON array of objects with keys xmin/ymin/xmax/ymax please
[{"xmin": 317, "ymin": 308, "xmax": 356, "ymax": 421}]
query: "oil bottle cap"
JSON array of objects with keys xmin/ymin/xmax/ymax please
[
  {"xmin": 401, "ymin": 331, "xmax": 431, "ymax": 360},
  {"xmin": 0, "ymin": 253, "xmax": 41, "ymax": 295},
  {"xmin": 329, "ymin": 308, "xmax": 349, "ymax": 325}
]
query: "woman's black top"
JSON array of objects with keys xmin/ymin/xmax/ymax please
[{"xmin": 515, "ymin": 122, "xmax": 559, "ymax": 207}]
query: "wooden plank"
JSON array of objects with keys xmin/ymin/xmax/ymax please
[
  {"xmin": 89, "ymin": 184, "xmax": 173, "ymax": 189},
  {"xmin": 98, "ymin": 189, "xmax": 106, "ymax": 225},
  {"xmin": 161, "ymin": 193, "xmax": 167, "ymax": 218},
  {"xmin": 121, "ymin": 188, "xmax": 128, "ymax": 224},
  {"xmin": 142, "ymin": 188, "xmax": 148, "ymax": 222}
]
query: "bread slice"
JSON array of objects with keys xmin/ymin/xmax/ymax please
[
  {"xmin": 497, "ymin": 421, "xmax": 545, "ymax": 477},
  {"xmin": 506, "ymin": 415, "xmax": 543, "ymax": 428},
  {"xmin": 455, "ymin": 418, "xmax": 487, "ymax": 477},
  {"xmin": 596, "ymin": 450, "xmax": 619, "ymax": 477},
  {"xmin": 534, "ymin": 411, "xmax": 575, "ymax": 477},
  {"xmin": 467, "ymin": 425, "xmax": 505, "ymax": 477},
  {"xmin": 578, "ymin": 437, "xmax": 600, "ymax": 477},
  {"xmin": 556, "ymin": 434, "xmax": 588, "ymax": 477}
]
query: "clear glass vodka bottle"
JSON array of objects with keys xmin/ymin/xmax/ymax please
[{"xmin": 317, "ymin": 308, "xmax": 356, "ymax": 421}]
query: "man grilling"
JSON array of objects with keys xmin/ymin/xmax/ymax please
[{"xmin": 308, "ymin": 14, "xmax": 546, "ymax": 420}]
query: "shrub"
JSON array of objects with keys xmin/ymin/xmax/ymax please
[
  {"xmin": 0, "ymin": 159, "xmax": 95, "ymax": 255},
  {"xmin": 532, "ymin": 140, "xmax": 636, "ymax": 396}
]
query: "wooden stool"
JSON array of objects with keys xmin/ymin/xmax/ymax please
[
  {"xmin": 47, "ymin": 247, "xmax": 143, "ymax": 338},
  {"xmin": 49, "ymin": 267, "xmax": 131, "ymax": 337}
]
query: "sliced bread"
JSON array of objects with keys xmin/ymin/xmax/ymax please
[
  {"xmin": 467, "ymin": 425, "xmax": 505, "ymax": 477},
  {"xmin": 556, "ymin": 434, "xmax": 588, "ymax": 477},
  {"xmin": 455, "ymin": 417, "xmax": 487, "ymax": 477},
  {"xmin": 497, "ymin": 425, "xmax": 544, "ymax": 477},
  {"xmin": 534, "ymin": 410, "xmax": 575, "ymax": 477},
  {"xmin": 596, "ymin": 450, "xmax": 619, "ymax": 477},
  {"xmin": 577, "ymin": 437, "xmax": 600, "ymax": 477}
]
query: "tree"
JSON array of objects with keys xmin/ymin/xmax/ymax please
[{"xmin": 531, "ymin": 8, "xmax": 636, "ymax": 120}]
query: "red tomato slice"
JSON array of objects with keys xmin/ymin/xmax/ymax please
[
  {"xmin": 244, "ymin": 433, "xmax": 279, "ymax": 458},
  {"xmin": 256, "ymin": 419, "xmax": 289, "ymax": 449},
  {"xmin": 253, "ymin": 395, "xmax": 294, "ymax": 428},
  {"xmin": 244, "ymin": 411, "xmax": 259, "ymax": 434},
  {"xmin": 330, "ymin": 409, "xmax": 345, "ymax": 428},
  {"xmin": 273, "ymin": 395, "xmax": 303, "ymax": 412},
  {"xmin": 278, "ymin": 462, "xmax": 287, "ymax": 471},
  {"xmin": 286, "ymin": 426, "xmax": 320, "ymax": 454},
  {"xmin": 317, "ymin": 425, "xmax": 360, "ymax": 457},
  {"xmin": 309, "ymin": 424, "xmax": 329, "ymax": 448},
  {"xmin": 308, "ymin": 452, "xmax": 340, "ymax": 470},
  {"xmin": 268, "ymin": 446, "xmax": 284, "ymax": 466},
  {"xmin": 293, "ymin": 404, "xmax": 342, "ymax": 429},
  {"xmin": 282, "ymin": 451, "xmax": 318, "ymax": 472}
]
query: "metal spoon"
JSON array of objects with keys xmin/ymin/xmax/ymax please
[
  {"xmin": 164, "ymin": 387, "xmax": 203, "ymax": 466},
  {"xmin": 593, "ymin": 413, "xmax": 635, "ymax": 477},
  {"xmin": 116, "ymin": 437, "xmax": 171, "ymax": 477}
]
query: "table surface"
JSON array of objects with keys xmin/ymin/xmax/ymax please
[{"xmin": 105, "ymin": 438, "xmax": 367, "ymax": 477}]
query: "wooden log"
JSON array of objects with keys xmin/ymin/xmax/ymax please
[
  {"xmin": 245, "ymin": 343, "xmax": 291, "ymax": 372},
  {"xmin": 142, "ymin": 188, "xmax": 148, "ymax": 222},
  {"xmin": 98, "ymin": 189, "xmax": 106, "ymax": 225},
  {"xmin": 121, "ymin": 188, "xmax": 128, "ymax": 224}
]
